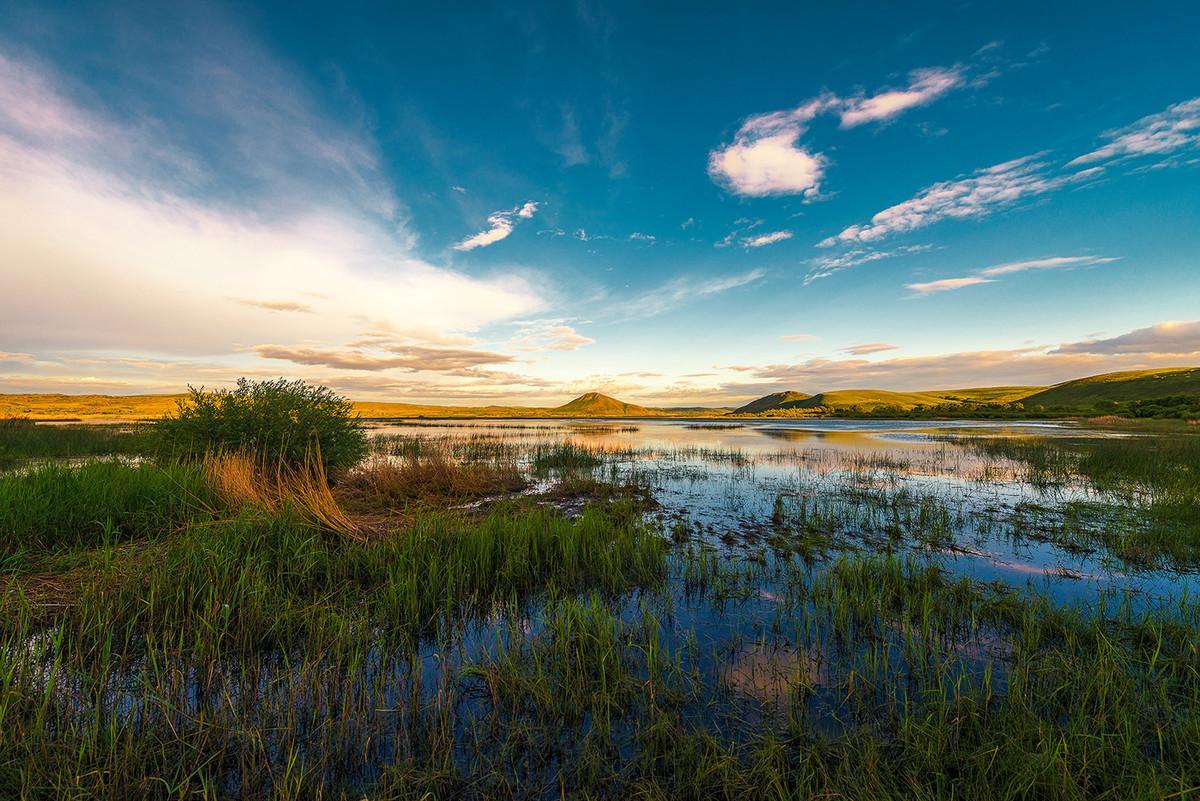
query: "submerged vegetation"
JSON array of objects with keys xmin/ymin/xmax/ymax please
[{"xmin": 1, "ymin": 387, "xmax": 1199, "ymax": 798}]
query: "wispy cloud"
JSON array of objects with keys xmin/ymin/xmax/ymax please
[
  {"xmin": 907, "ymin": 277, "xmax": 994, "ymax": 295},
  {"xmin": 510, "ymin": 321, "xmax": 596, "ymax": 352},
  {"xmin": 1068, "ymin": 98, "xmax": 1200, "ymax": 167},
  {"xmin": 821, "ymin": 97, "xmax": 1200, "ymax": 248},
  {"xmin": 743, "ymin": 230, "xmax": 793, "ymax": 248},
  {"xmin": 453, "ymin": 201, "xmax": 541, "ymax": 251},
  {"xmin": 780, "ymin": 333, "xmax": 819, "ymax": 343},
  {"xmin": 709, "ymin": 65, "xmax": 969, "ymax": 197},
  {"xmin": 819, "ymin": 156, "xmax": 1082, "ymax": 246},
  {"xmin": 839, "ymin": 66, "xmax": 965, "ymax": 127},
  {"xmin": 235, "ymin": 298, "xmax": 315, "ymax": 313},
  {"xmin": 805, "ymin": 244, "xmax": 933, "ymax": 284},
  {"xmin": 842, "ymin": 342, "xmax": 898, "ymax": 355},
  {"xmin": 619, "ymin": 269, "xmax": 766, "ymax": 320},
  {"xmin": 907, "ymin": 255, "xmax": 1118, "ymax": 295},
  {"xmin": 979, "ymin": 255, "xmax": 1119, "ymax": 277},
  {"xmin": 252, "ymin": 343, "xmax": 515, "ymax": 372}
]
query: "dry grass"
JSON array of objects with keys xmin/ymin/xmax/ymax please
[
  {"xmin": 343, "ymin": 444, "xmax": 526, "ymax": 507},
  {"xmin": 204, "ymin": 452, "xmax": 363, "ymax": 541}
]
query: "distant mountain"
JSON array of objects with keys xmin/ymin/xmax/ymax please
[
  {"xmin": 1021, "ymin": 368, "xmax": 1200, "ymax": 408},
  {"xmin": 735, "ymin": 388, "xmax": 955, "ymax": 413},
  {"xmin": 732, "ymin": 391, "xmax": 812, "ymax": 414},
  {"xmin": 553, "ymin": 392, "xmax": 653, "ymax": 417}
]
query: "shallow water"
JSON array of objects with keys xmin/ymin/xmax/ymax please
[
  {"xmin": 12, "ymin": 417, "xmax": 1199, "ymax": 796},
  {"xmin": 367, "ymin": 417, "xmax": 1196, "ymax": 608}
]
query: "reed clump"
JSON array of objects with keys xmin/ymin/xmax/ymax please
[{"xmin": 344, "ymin": 444, "xmax": 525, "ymax": 507}]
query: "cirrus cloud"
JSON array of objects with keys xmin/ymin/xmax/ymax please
[
  {"xmin": 1068, "ymin": 97, "xmax": 1200, "ymax": 167},
  {"xmin": 907, "ymin": 255, "xmax": 1119, "ymax": 295}
]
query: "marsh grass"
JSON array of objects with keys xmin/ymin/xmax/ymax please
[
  {"xmin": 0, "ymin": 460, "xmax": 217, "ymax": 570},
  {"xmin": 4, "ymin": 420, "xmax": 1200, "ymax": 798},
  {"xmin": 969, "ymin": 434, "xmax": 1200, "ymax": 565},
  {"xmin": 345, "ymin": 444, "xmax": 525, "ymax": 508},
  {"xmin": 0, "ymin": 418, "xmax": 155, "ymax": 469}
]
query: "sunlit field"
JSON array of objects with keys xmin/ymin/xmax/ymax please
[{"xmin": 2, "ymin": 410, "xmax": 1199, "ymax": 800}]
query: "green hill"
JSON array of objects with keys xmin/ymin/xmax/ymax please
[
  {"xmin": 732, "ymin": 391, "xmax": 813, "ymax": 414},
  {"xmin": 1021, "ymin": 368, "xmax": 1200, "ymax": 408},
  {"xmin": 934, "ymin": 386, "xmax": 1044, "ymax": 403},
  {"xmin": 553, "ymin": 392, "xmax": 653, "ymax": 417},
  {"xmin": 801, "ymin": 389, "xmax": 960, "ymax": 411}
]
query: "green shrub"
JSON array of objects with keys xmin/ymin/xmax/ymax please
[{"xmin": 155, "ymin": 378, "xmax": 368, "ymax": 473}]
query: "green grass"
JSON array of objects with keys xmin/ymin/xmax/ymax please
[
  {"xmin": 0, "ymin": 419, "xmax": 156, "ymax": 468},
  {"xmin": 531, "ymin": 442, "xmax": 606, "ymax": 473},
  {"xmin": 0, "ymin": 460, "xmax": 218, "ymax": 569}
]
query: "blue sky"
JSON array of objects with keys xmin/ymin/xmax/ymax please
[{"xmin": 1, "ymin": 0, "xmax": 1198, "ymax": 404}]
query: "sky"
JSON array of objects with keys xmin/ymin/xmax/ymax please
[{"xmin": 1, "ymin": 0, "xmax": 1198, "ymax": 406}]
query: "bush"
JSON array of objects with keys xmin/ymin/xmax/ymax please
[{"xmin": 156, "ymin": 378, "xmax": 368, "ymax": 473}]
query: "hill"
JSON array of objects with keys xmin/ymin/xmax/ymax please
[
  {"xmin": 801, "ymin": 389, "xmax": 960, "ymax": 411},
  {"xmin": 553, "ymin": 392, "xmax": 653, "ymax": 417},
  {"xmin": 1021, "ymin": 368, "xmax": 1200, "ymax": 408},
  {"xmin": 934, "ymin": 386, "xmax": 1044, "ymax": 403},
  {"xmin": 0, "ymin": 393, "xmax": 186, "ymax": 420},
  {"xmin": 732, "ymin": 391, "xmax": 812, "ymax": 414}
]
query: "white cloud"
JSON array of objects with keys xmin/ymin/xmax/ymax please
[
  {"xmin": 453, "ymin": 201, "xmax": 542, "ymax": 251},
  {"xmin": 780, "ymin": 334, "xmax": 819, "ymax": 343},
  {"xmin": 1069, "ymin": 98, "xmax": 1200, "ymax": 167},
  {"xmin": 821, "ymin": 98, "xmax": 1200, "ymax": 249},
  {"xmin": 978, "ymin": 255, "xmax": 1119, "ymax": 277},
  {"xmin": 709, "ymin": 65, "xmax": 969, "ymax": 197},
  {"xmin": 907, "ymin": 276, "xmax": 994, "ymax": 294},
  {"xmin": 804, "ymin": 244, "xmax": 933, "ymax": 283},
  {"xmin": 707, "ymin": 96, "xmax": 836, "ymax": 198},
  {"xmin": 510, "ymin": 321, "xmax": 596, "ymax": 352},
  {"xmin": 743, "ymin": 230, "xmax": 793, "ymax": 248},
  {"xmin": 629, "ymin": 232, "xmax": 656, "ymax": 243},
  {"xmin": 842, "ymin": 342, "xmax": 899, "ymax": 355},
  {"xmin": 0, "ymin": 49, "xmax": 544, "ymax": 379},
  {"xmin": 908, "ymin": 255, "xmax": 1118, "ymax": 295},
  {"xmin": 839, "ymin": 66, "xmax": 965, "ymax": 128},
  {"xmin": 820, "ymin": 156, "xmax": 1079, "ymax": 246}
]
